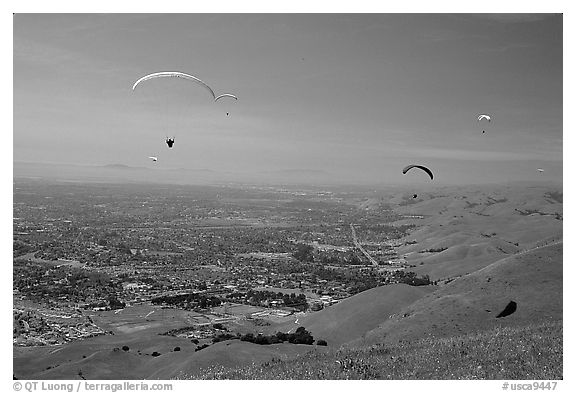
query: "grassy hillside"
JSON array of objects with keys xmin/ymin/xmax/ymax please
[
  {"xmin": 13, "ymin": 331, "xmax": 196, "ymax": 380},
  {"xmin": 389, "ymin": 184, "xmax": 562, "ymax": 279},
  {"xmin": 191, "ymin": 319, "xmax": 562, "ymax": 379},
  {"xmin": 13, "ymin": 329, "xmax": 319, "ymax": 380},
  {"xmin": 151, "ymin": 340, "xmax": 321, "ymax": 379},
  {"xmin": 359, "ymin": 242, "xmax": 562, "ymax": 346},
  {"xmin": 275, "ymin": 284, "xmax": 435, "ymax": 347}
]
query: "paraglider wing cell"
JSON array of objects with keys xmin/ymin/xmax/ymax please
[
  {"xmin": 132, "ymin": 71, "xmax": 216, "ymax": 100},
  {"xmin": 402, "ymin": 165, "xmax": 434, "ymax": 180}
]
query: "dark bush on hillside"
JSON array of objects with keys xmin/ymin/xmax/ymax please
[
  {"xmin": 122, "ymin": 346, "xmax": 129, "ymax": 351},
  {"xmin": 151, "ymin": 351, "xmax": 160, "ymax": 357},
  {"xmin": 240, "ymin": 333, "xmax": 255, "ymax": 342},
  {"xmin": 419, "ymin": 247, "xmax": 448, "ymax": 253},
  {"xmin": 212, "ymin": 333, "xmax": 238, "ymax": 343},
  {"xmin": 241, "ymin": 327, "xmax": 315, "ymax": 346},
  {"xmin": 317, "ymin": 339, "xmax": 328, "ymax": 346},
  {"xmin": 195, "ymin": 344, "xmax": 209, "ymax": 352},
  {"xmin": 275, "ymin": 332, "xmax": 288, "ymax": 341},
  {"xmin": 400, "ymin": 273, "xmax": 432, "ymax": 286},
  {"xmin": 173, "ymin": 347, "xmax": 181, "ymax": 352},
  {"xmin": 268, "ymin": 335, "xmax": 282, "ymax": 344},
  {"xmin": 254, "ymin": 335, "xmax": 270, "ymax": 345},
  {"xmin": 288, "ymin": 327, "xmax": 315, "ymax": 345},
  {"xmin": 191, "ymin": 338, "xmax": 199, "ymax": 344}
]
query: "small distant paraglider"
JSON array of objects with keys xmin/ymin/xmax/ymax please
[
  {"xmin": 215, "ymin": 93, "xmax": 238, "ymax": 101},
  {"xmin": 537, "ymin": 168, "xmax": 544, "ymax": 173},
  {"xmin": 148, "ymin": 156, "xmax": 158, "ymax": 162},
  {"xmin": 477, "ymin": 113, "xmax": 491, "ymax": 134},
  {"xmin": 215, "ymin": 93, "xmax": 238, "ymax": 116},
  {"xmin": 402, "ymin": 164, "xmax": 434, "ymax": 180},
  {"xmin": 165, "ymin": 137, "xmax": 175, "ymax": 148}
]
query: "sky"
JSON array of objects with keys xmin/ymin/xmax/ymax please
[{"xmin": 13, "ymin": 12, "xmax": 563, "ymax": 185}]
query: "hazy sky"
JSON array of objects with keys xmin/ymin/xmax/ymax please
[{"xmin": 13, "ymin": 13, "xmax": 563, "ymax": 184}]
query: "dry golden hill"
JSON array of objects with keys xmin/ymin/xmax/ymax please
[
  {"xmin": 13, "ymin": 326, "xmax": 318, "ymax": 380},
  {"xmin": 150, "ymin": 340, "xmax": 319, "ymax": 379},
  {"xmin": 355, "ymin": 242, "xmax": 562, "ymax": 347},
  {"xmin": 280, "ymin": 284, "xmax": 435, "ymax": 347},
  {"xmin": 387, "ymin": 184, "xmax": 562, "ymax": 279}
]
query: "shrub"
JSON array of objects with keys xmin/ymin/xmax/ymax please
[
  {"xmin": 173, "ymin": 347, "xmax": 181, "ymax": 352},
  {"xmin": 240, "ymin": 333, "xmax": 255, "ymax": 343},
  {"xmin": 122, "ymin": 346, "xmax": 129, "ymax": 351},
  {"xmin": 151, "ymin": 351, "xmax": 161, "ymax": 357},
  {"xmin": 254, "ymin": 335, "xmax": 270, "ymax": 345},
  {"xmin": 317, "ymin": 340, "xmax": 328, "ymax": 346}
]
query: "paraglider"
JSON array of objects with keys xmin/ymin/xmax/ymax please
[
  {"xmin": 537, "ymin": 168, "xmax": 544, "ymax": 172},
  {"xmin": 132, "ymin": 71, "xmax": 216, "ymax": 99},
  {"xmin": 148, "ymin": 156, "xmax": 158, "ymax": 162},
  {"xmin": 215, "ymin": 93, "xmax": 238, "ymax": 116},
  {"xmin": 402, "ymin": 165, "xmax": 434, "ymax": 180},
  {"xmin": 215, "ymin": 93, "xmax": 238, "ymax": 102},
  {"xmin": 477, "ymin": 114, "xmax": 491, "ymax": 134},
  {"xmin": 132, "ymin": 72, "xmax": 217, "ymax": 149}
]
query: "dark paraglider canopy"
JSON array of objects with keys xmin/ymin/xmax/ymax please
[
  {"xmin": 165, "ymin": 137, "xmax": 175, "ymax": 148},
  {"xmin": 402, "ymin": 164, "xmax": 434, "ymax": 180}
]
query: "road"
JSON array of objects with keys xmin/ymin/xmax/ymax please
[{"xmin": 349, "ymin": 224, "xmax": 379, "ymax": 267}]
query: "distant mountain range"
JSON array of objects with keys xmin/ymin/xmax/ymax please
[{"xmin": 13, "ymin": 162, "xmax": 347, "ymax": 186}]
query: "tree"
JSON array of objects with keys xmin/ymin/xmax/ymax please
[{"xmin": 292, "ymin": 244, "xmax": 315, "ymax": 262}]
